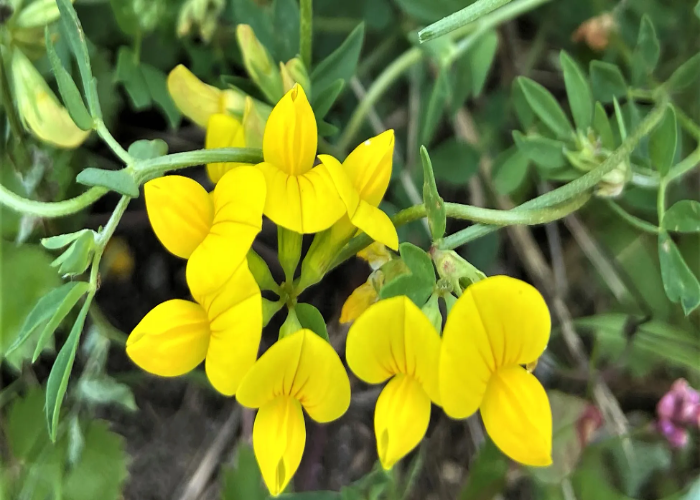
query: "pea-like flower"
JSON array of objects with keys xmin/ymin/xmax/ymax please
[
  {"xmin": 256, "ymin": 85, "xmax": 347, "ymax": 234},
  {"xmin": 205, "ymin": 114, "xmax": 246, "ymax": 184},
  {"xmin": 346, "ymin": 296, "xmax": 442, "ymax": 469},
  {"xmin": 144, "ymin": 166, "xmax": 266, "ymax": 294},
  {"xmin": 126, "ymin": 258, "xmax": 262, "ymax": 396},
  {"xmin": 440, "ymin": 276, "xmax": 553, "ymax": 466},
  {"xmin": 236, "ymin": 329, "xmax": 351, "ymax": 496}
]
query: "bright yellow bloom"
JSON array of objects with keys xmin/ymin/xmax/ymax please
[
  {"xmin": 340, "ymin": 280, "xmax": 378, "ymax": 324},
  {"xmin": 439, "ymin": 276, "xmax": 552, "ymax": 466},
  {"xmin": 237, "ymin": 329, "xmax": 351, "ymax": 496},
  {"xmin": 205, "ymin": 114, "xmax": 246, "ymax": 184},
  {"xmin": 357, "ymin": 242, "xmax": 392, "ymax": 270},
  {"xmin": 346, "ymin": 296, "xmax": 441, "ymax": 469},
  {"xmin": 167, "ymin": 65, "xmax": 246, "ymax": 127},
  {"xmin": 11, "ymin": 48, "xmax": 89, "ymax": 149},
  {"xmin": 126, "ymin": 258, "xmax": 262, "ymax": 396},
  {"xmin": 144, "ymin": 166, "xmax": 265, "ymax": 294},
  {"xmin": 256, "ymin": 85, "xmax": 346, "ymax": 233}
]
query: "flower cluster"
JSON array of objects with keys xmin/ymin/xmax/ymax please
[
  {"xmin": 127, "ymin": 80, "xmax": 553, "ymax": 496},
  {"xmin": 656, "ymin": 379, "xmax": 700, "ymax": 448}
]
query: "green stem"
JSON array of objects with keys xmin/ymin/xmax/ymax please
[
  {"xmin": 673, "ymin": 106, "xmax": 700, "ymax": 139},
  {"xmin": 666, "ymin": 145, "xmax": 700, "ymax": 182},
  {"xmin": 418, "ymin": 0, "xmax": 513, "ymax": 42},
  {"xmin": 605, "ymin": 200, "xmax": 659, "ymax": 234},
  {"xmin": 657, "ymin": 177, "xmax": 667, "ymax": 225},
  {"xmin": 0, "ymin": 183, "xmax": 107, "ymax": 218},
  {"xmin": 94, "ymin": 119, "xmax": 133, "ymax": 165},
  {"xmin": 300, "ymin": 0, "xmax": 313, "ymax": 69}
]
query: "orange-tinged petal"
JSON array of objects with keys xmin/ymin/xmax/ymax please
[
  {"xmin": 167, "ymin": 65, "xmax": 222, "ymax": 127},
  {"xmin": 344, "ymin": 130, "xmax": 394, "ymax": 206},
  {"xmin": 145, "ymin": 176, "xmax": 214, "ymax": 259},
  {"xmin": 346, "ymin": 296, "xmax": 441, "ymax": 404},
  {"xmin": 187, "ymin": 166, "xmax": 266, "ymax": 295},
  {"xmin": 480, "ymin": 365, "xmax": 552, "ymax": 467},
  {"xmin": 263, "ymin": 85, "xmax": 316, "ymax": 176},
  {"xmin": 192, "ymin": 260, "xmax": 262, "ymax": 396},
  {"xmin": 126, "ymin": 300, "xmax": 209, "ymax": 377},
  {"xmin": 253, "ymin": 395, "xmax": 306, "ymax": 496},
  {"xmin": 205, "ymin": 114, "xmax": 247, "ymax": 184},
  {"xmin": 375, "ymin": 374, "xmax": 431, "ymax": 469},
  {"xmin": 256, "ymin": 162, "xmax": 345, "ymax": 234},
  {"xmin": 357, "ymin": 242, "xmax": 392, "ymax": 270},
  {"xmin": 340, "ymin": 281, "xmax": 378, "ymax": 324},
  {"xmin": 237, "ymin": 329, "xmax": 350, "ymax": 423}
]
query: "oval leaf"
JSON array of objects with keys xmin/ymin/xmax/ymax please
[
  {"xmin": 561, "ymin": 51, "xmax": 592, "ymax": 131},
  {"xmin": 662, "ymin": 200, "xmax": 700, "ymax": 233},
  {"xmin": 76, "ymin": 168, "xmax": 139, "ymax": 197},
  {"xmin": 649, "ymin": 106, "xmax": 677, "ymax": 176},
  {"xmin": 513, "ymin": 131, "xmax": 565, "ymax": 170},
  {"xmin": 590, "ymin": 61, "xmax": 627, "ymax": 103},
  {"xmin": 517, "ymin": 77, "xmax": 573, "ymax": 139},
  {"xmin": 666, "ymin": 52, "xmax": 700, "ymax": 92},
  {"xmin": 295, "ymin": 303, "xmax": 330, "ymax": 343},
  {"xmin": 658, "ymin": 231, "xmax": 700, "ymax": 316},
  {"xmin": 593, "ymin": 102, "xmax": 615, "ymax": 150}
]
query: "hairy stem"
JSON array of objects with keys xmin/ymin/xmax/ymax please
[{"xmin": 300, "ymin": 0, "xmax": 313, "ymax": 69}]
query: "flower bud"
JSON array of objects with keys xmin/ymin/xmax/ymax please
[
  {"xmin": 236, "ymin": 24, "xmax": 284, "ymax": 103},
  {"xmin": 431, "ymin": 248, "xmax": 486, "ymax": 293},
  {"xmin": 572, "ymin": 13, "xmax": 616, "ymax": 51},
  {"xmin": 280, "ymin": 57, "xmax": 311, "ymax": 94},
  {"xmin": 595, "ymin": 160, "xmax": 630, "ymax": 198},
  {"xmin": 177, "ymin": 0, "xmax": 225, "ymax": 42}
]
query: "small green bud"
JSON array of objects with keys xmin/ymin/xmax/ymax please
[
  {"xmin": 280, "ymin": 57, "xmax": 311, "ymax": 95},
  {"xmin": 432, "ymin": 248, "xmax": 486, "ymax": 293},
  {"xmin": 236, "ymin": 24, "xmax": 284, "ymax": 103},
  {"xmin": 595, "ymin": 159, "xmax": 631, "ymax": 198}
]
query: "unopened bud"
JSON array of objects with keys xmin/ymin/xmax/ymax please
[
  {"xmin": 177, "ymin": 0, "xmax": 224, "ymax": 42},
  {"xmin": 595, "ymin": 160, "xmax": 630, "ymax": 198},
  {"xmin": 280, "ymin": 57, "xmax": 311, "ymax": 94},
  {"xmin": 236, "ymin": 24, "xmax": 284, "ymax": 103},
  {"xmin": 431, "ymin": 248, "xmax": 486, "ymax": 293},
  {"xmin": 572, "ymin": 13, "xmax": 616, "ymax": 51}
]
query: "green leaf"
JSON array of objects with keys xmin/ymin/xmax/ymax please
[
  {"xmin": 109, "ymin": 0, "xmax": 139, "ymax": 37},
  {"xmin": 50, "ymin": 230, "xmax": 95, "ymax": 276},
  {"xmin": 318, "ymin": 120, "xmax": 340, "ymax": 137},
  {"xmin": 311, "ymin": 23, "xmax": 364, "ymax": 95},
  {"xmin": 76, "ymin": 168, "xmax": 139, "ymax": 197},
  {"xmin": 632, "ymin": 16, "xmax": 660, "ymax": 81},
  {"xmin": 420, "ymin": 146, "xmax": 447, "ymax": 240},
  {"xmin": 76, "ymin": 377, "xmax": 137, "ymax": 412},
  {"xmin": 459, "ymin": 439, "xmax": 509, "ymax": 500},
  {"xmin": 222, "ymin": 443, "xmax": 267, "ymax": 500},
  {"xmin": 512, "ymin": 80, "xmax": 535, "ymax": 129},
  {"xmin": 295, "ymin": 303, "xmax": 330, "ymax": 343},
  {"xmin": 492, "ymin": 147, "xmax": 529, "ymax": 195},
  {"xmin": 469, "ymin": 30, "xmax": 498, "ymax": 98},
  {"xmin": 7, "ymin": 387, "xmax": 49, "ymax": 460},
  {"xmin": 127, "ymin": 139, "xmax": 168, "ymax": 161},
  {"xmin": 380, "ymin": 274, "xmax": 434, "ymax": 307},
  {"xmin": 140, "ymin": 64, "xmax": 182, "ymax": 129},
  {"xmin": 42, "ymin": 229, "xmax": 92, "ymax": 250},
  {"xmin": 115, "ymin": 47, "xmax": 151, "ymax": 109},
  {"xmin": 560, "ymin": 51, "xmax": 592, "ymax": 131},
  {"xmin": 649, "ymin": 106, "xmax": 677, "ymax": 176},
  {"xmin": 46, "ymin": 299, "xmax": 91, "ymax": 441},
  {"xmin": 658, "ymin": 231, "xmax": 700, "ymax": 315},
  {"xmin": 663, "ymin": 200, "xmax": 700, "ymax": 233},
  {"xmin": 666, "ymin": 52, "xmax": 700, "ymax": 92},
  {"xmin": 590, "ymin": 61, "xmax": 627, "ymax": 103},
  {"xmin": 430, "ymin": 138, "xmax": 480, "ymax": 185},
  {"xmin": 45, "ymin": 28, "xmax": 93, "ymax": 131},
  {"xmin": 56, "ymin": 0, "xmax": 100, "ymax": 118},
  {"xmin": 593, "ymin": 102, "xmax": 615, "ymax": 150},
  {"xmin": 418, "ymin": 0, "xmax": 512, "ymax": 42},
  {"xmin": 517, "ymin": 77, "xmax": 573, "ymax": 139},
  {"xmin": 512, "ymin": 131, "xmax": 565, "ymax": 170},
  {"xmin": 400, "ymin": 242, "xmax": 436, "ymax": 283},
  {"xmin": 311, "ymin": 79, "xmax": 344, "ymax": 121},
  {"xmin": 421, "ymin": 69, "xmax": 451, "ymax": 146},
  {"xmin": 696, "ymin": 0, "xmax": 700, "ymax": 19},
  {"xmin": 63, "ymin": 421, "xmax": 128, "ymax": 500},
  {"xmin": 612, "ymin": 97, "xmax": 627, "ymax": 141},
  {"xmin": 272, "ymin": 0, "xmax": 300, "ymax": 62}
]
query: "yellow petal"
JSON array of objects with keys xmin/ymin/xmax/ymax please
[
  {"xmin": 263, "ymin": 85, "xmax": 316, "ymax": 176},
  {"xmin": 126, "ymin": 300, "xmax": 209, "ymax": 377},
  {"xmin": 350, "ymin": 200, "xmax": 399, "ymax": 251},
  {"xmin": 344, "ymin": 130, "xmax": 395, "ymax": 206},
  {"xmin": 340, "ymin": 281, "xmax": 378, "ymax": 324},
  {"xmin": 439, "ymin": 275, "xmax": 551, "ymax": 420},
  {"xmin": 357, "ymin": 242, "xmax": 392, "ymax": 271},
  {"xmin": 241, "ymin": 96, "xmax": 269, "ymax": 149},
  {"xmin": 167, "ymin": 65, "xmax": 222, "ymax": 127},
  {"xmin": 237, "ymin": 329, "xmax": 350, "ymax": 423},
  {"xmin": 375, "ymin": 374, "xmax": 431, "ymax": 469},
  {"xmin": 253, "ymin": 396, "xmax": 306, "ymax": 496},
  {"xmin": 346, "ymin": 296, "xmax": 441, "ymax": 404},
  {"xmin": 256, "ymin": 162, "xmax": 345, "ymax": 234},
  {"xmin": 318, "ymin": 154, "xmax": 360, "ymax": 216},
  {"xmin": 481, "ymin": 365, "xmax": 552, "ymax": 466},
  {"xmin": 192, "ymin": 260, "xmax": 262, "ymax": 396},
  {"xmin": 205, "ymin": 114, "xmax": 247, "ymax": 184},
  {"xmin": 186, "ymin": 166, "xmax": 266, "ymax": 295},
  {"xmin": 12, "ymin": 48, "xmax": 89, "ymax": 149},
  {"xmin": 145, "ymin": 176, "xmax": 214, "ymax": 259}
]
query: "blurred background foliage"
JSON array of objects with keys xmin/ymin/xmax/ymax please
[{"xmin": 1, "ymin": 0, "xmax": 699, "ymax": 499}]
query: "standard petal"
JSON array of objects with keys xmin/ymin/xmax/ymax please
[
  {"xmin": 167, "ymin": 65, "xmax": 222, "ymax": 127},
  {"xmin": 193, "ymin": 261, "xmax": 262, "ymax": 396},
  {"xmin": 263, "ymin": 85, "xmax": 316, "ymax": 176},
  {"xmin": 145, "ymin": 176, "xmax": 214, "ymax": 259},
  {"xmin": 481, "ymin": 365, "xmax": 553, "ymax": 467},
  {"xmin": 126, "ymin": 300, "xmax": 209, "ymax": 377},
  {"xmin": 350, "ymin": 200, "xmax": 399, "ymax": 251},
  {"xmin": 257, "ymin": 162, "xmax": 345, "ymax": 234},
  {"xmin": 318, "ymin": 154, "xmax": 360, "ymax": 216},
  {"xmin": 187, "ymin": 166, "xmax": 266, "ymax": 295},
  {"xmin": 344, "ymin": 130, "xmax": 395, "ymax": 206},
  {"xmin": 346, "ymin": 296, "xmax": 441, "ymax": 404},
  {"xmin": 205, "ymin": 114, "xmax": 247, "ymax": 184},
  {"xmin": 375, "ymin": 374, "xmax": 431, "ymax": 470},
  {"xmin": 253, "ymin": 396, "xmax": 306, "ymax": 496},
  {"xmin": 340, "ymin": 281, "xmax": 378, "ymax": 324}
]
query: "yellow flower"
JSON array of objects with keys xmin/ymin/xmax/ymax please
[
  {"xmin": 144, "ymin": 166, "xmax": 265, "ymax": 294},
  {"xmin": 256, "ymin": 85, "xmax": 346, "ymax": 234},
  {"xmin": 237, "ymin": 329, "xmax": 350, "ymax": 496},
  {"xmin": 167, "ymin": 65, "xmax": 246, "ymax": 127},
  {"xmin": 11, "ymin": 48, "xmax": 89, "ymax": 149},
  {"xmin": 346, "ymin": 296, "xmax": 441, "ymax": 469},
  {"xmin": 439, "ymin": 276, "xmax": 552, "ymax": 466},
  {"xmin": 357, "ymin": 242, "xmax": 393, "ymax": 270},
  {"xmin": 319, "ymin": 130, "xmax": 398, "ymax": 250},
  {"xmin": 205, "ymin": 114, "xmax": 246, "ymax": 184},
  {"xmin": 340, "ymin": 280, "xmax": 378, "ymax": 324},
  {"xmin": 126, "ymin": 258, "xmax": 262, "ymax": 396}
]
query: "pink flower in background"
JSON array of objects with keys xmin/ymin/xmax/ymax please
[{"xmin": 656, "ymin": 379, "xmax": 700, "ymax": 448}]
